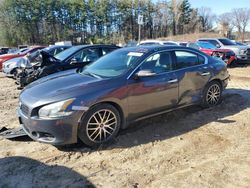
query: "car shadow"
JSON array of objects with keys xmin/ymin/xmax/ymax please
[
  {"xmin": 59, "ymin": 88, "xmax": 250, "ymax": 152},
  {"xmin": 0, "ymin": 156, "xmax": 95, "ymax": 188}
]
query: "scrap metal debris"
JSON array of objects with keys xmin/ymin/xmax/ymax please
[{"xmin": 0, "ymin": 127, "xmax": 27, "ymax": 139}]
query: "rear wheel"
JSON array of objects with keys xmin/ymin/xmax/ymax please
[
  {"xmin": 78, "ymin": 104, "xmax": 121, "ymax": 146},
  {"xmin": 202, "ymin": 81, "xmax": 222, "ymax": 108}
]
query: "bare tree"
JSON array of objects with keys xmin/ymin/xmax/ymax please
[
  {"xmin": 231, "ymin": 8, "xmax": 250, "ymax": 41},
  {"xmin": 218, "ymin": 13, "xmax": 234, "ymax": 38},
  {"xmin": 198, "ymin": 7, "xmax": 216, "ymax": 32}
]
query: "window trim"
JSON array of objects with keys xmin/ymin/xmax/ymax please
[
  {"xmin": 127, "ymin": 48, "xmax": 208, "ymax": 80},
  {"xmin": 133, "ymin": 50, "xmax": 174, "ymax": 77},
  {"xmin": 173, "ymin": 50, "xmax": 206, "ymax": 70}
]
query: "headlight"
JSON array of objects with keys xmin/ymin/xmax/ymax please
[
  {"xmin": 240, "ymin": 49, "xmax": 246, "ymax": 55},
  {"xmin": 38, "ymin": 98, "xmax": 75, "ymax": 119}
]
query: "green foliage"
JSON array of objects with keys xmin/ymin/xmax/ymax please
[{"xmin": 0, "ymin": 0, "xmax": 208, "ymax": 46}]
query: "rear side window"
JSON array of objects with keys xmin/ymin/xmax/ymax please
[
  {"xmin": 102, "ymin": 48, "xmax": 116, "ymax": 55},
  {"xmin": 174, "ymin": 51, "xmax": 204, "ymax": 69},
  {"xmin": 200, "ymin": 40, "xmax": 220, "ymax": 47}
]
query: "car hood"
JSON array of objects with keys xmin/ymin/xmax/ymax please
[
  {"xmin": 0, "ymin": 54, "xmax": 22, "ymax": 59},
  {"xmin": 3, "ymin": 57, "xmax": 24, "ymax": 66},
  {"xmin": 21, "ymin": 69, "xmax": 103, "ymax": 102}
]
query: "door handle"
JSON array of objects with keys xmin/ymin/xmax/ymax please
[
  {"xmin": 199, "ymin": 72, "xmax": 210, "ymax": 76},
  {"xmin": 168, "ymin": 79, "xmax": 178, "ymax": 84}
]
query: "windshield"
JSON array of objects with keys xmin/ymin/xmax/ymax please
[
  {"xmin": 81, "ymin": 50, "xmax": 144, "ymax": 77},
  {"xmin": 218, "ymin": 39, "xmax": 236, "ymax": 46},
  {"xmin": 54, "ymin": 46, "xmax": 81, "ymax": 61},
  {"xmin": 197, "ymin": 42, "xmax": 216, "ymax": 49}
]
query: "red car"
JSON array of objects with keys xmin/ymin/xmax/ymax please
[
  {"xmin": 187, "ymin": 41, "xmax": 236, "ymax": 66},
  {"xmin": 0, "ymin": 46, "xmax": 45, "ymax": 70}
]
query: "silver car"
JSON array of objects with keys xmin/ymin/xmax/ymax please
[{"xmin": 198, "ymin": 38, "xmax": 250, "ymax": 62}]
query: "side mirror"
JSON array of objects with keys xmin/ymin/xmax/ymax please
[
  {"xmin": 216, "ymin": 44, "xmax": 221, "ymax": 48},
  {"xmin": 70, "ymin": 58, "xmax": 78, "ymax": 65},
  {"xmin": 134, "ymin": 70, "xmax": 156, "ymax": 79}
]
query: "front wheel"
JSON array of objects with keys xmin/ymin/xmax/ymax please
[
  {"xmin": 78, "ymin": 104, "xmax": 121, "ymax": 147},
  {"xmin": 201, "ymin": 81, "xmax": 222, "ymax": 108}
]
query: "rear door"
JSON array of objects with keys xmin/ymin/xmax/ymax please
[{"xmin": 173, "ymin": 50, "xmax": 211, "ymax": 106}]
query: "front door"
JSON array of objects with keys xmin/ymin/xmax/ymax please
[{"xmin": 127, "ymin": 51, "xmax": 179, "ymax": 120}]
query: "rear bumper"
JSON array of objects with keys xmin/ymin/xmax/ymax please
[{"xmin": 17, "ymin": 107, "xmax": 82, "ymax": 145}]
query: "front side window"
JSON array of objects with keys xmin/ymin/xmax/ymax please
[
  {"xmin": 140, "ymin": 51, "xmax": 173, "ymax": 74},
  {"xmin": 70, "ymin": 48, "xmax": 100, "ymax": 63},
  {"xmin": 175, "ymin": 51, "xmax": 204, "ymax": 69}
]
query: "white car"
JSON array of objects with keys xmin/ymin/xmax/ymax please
[
  {"xmin": 2, "ymin": 45, "xmax": 70, "ymax": 77},
  {"xmin": 138, "ymin": 40, "xmax": 179, "ymax": 46},
  {"xmin": 2, "ymin": 57, "xmax": 28, "ymax": 77}
]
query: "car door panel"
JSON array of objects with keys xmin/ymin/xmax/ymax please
[
  {"xmin": 173, "ymin": 50, "xmax": 211, "ymax": 106},
  {"xmin": 127, "ymin": 51, "xmax": 178, "ymax": 121},
  {"xmin": 127, "ymin": 73, "xmax": 178, "ymax": 120}
]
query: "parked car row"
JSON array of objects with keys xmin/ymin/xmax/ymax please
[
  {"xmin": 0, "ymin": 42, "xmax": 228, "ymax": 147},
  {"xmin": 138, "ymin": 38, "xmax": 250, "ymax": 66}
]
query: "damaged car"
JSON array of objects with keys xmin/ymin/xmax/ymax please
[
  {"xmin": 17, "ymin": 45, "xmax": 229, "ymax": 146},
  {"xmin": 16, "ymin": 44, "xmax": 120, "ymax": 88},
  {"xmin": 2, "ymin": 45, "xmax": 70, "ymax": 78},
  {"xmin": 187, "ymin": 41, "xmax": 236, "ymax": 66}
]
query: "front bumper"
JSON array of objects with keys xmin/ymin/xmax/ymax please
[
  {"xmin": 17, "ymin": 107, "xmax": 83, "ymax": 145},
  {"xmin": 236, "ymin": 55, "xmax": 250, "ymax": 61},
  {"xmin": 2, "ymin": 67, "xmax": 13, "ymax": 77}
]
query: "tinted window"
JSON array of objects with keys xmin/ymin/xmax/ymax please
[
  {"xmin": 200, "ymin": 40, "xmax": 220, "ymax": 47},
  {"xmin": 175, "ymin": 51, "xmax": 203, "ymax": 69},
  {"xmin": 188, "ymin": 43, "xmax": 200, "ymax": 50},
  {"xmin": 140, "ymin": 51, "xmax": 172, "ymax": 74},
  {"xmin": 139, "ymin": 42, "xmax": 160, "ymax": 46},
  {"xmin": 163, "ymin": 42, "xmax": 178, "ymax": 46},
  {"xmin": 102, "ymin": 47, "xmax": 116, "ymax": 55},
  {"xmin": 197, "ymin": 42, "xmax": 216, "ymax": 49},
  {"xmin": 55, "ymin": 46, "xmax": 82, "ymax": 61},
  {"xmin": 70, "ymin": 48, "xmax": 100, "ymax": 63},
  {"xmin": 218, "ymin": 39, "xmax": 236, "ymax": 46}
]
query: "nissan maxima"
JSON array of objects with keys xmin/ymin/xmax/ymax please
[{"xmin": 17, "ymin": 46, "xmax": 230, "ymax": 146}]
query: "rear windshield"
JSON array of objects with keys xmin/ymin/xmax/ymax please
[{"xmin": 218, "ymin": 39, "xmax": 236, "ymax": 46}]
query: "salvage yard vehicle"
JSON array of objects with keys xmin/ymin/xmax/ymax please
[
  {"xmin": 198, "ymin": 38, "xmax": 250, "ymax": 63},
  {"xmin": 187, "ymin": 41, "xmax": 236, "ymax": 66},
  {"xmin": 17, "ymin": 45, "xmax": 229, "ymax": 146},
  {"xmin": 138, "ymin": 40, "xmax": 179, "ymax": 46},
  {"xmin": 16, "ymin": 44, "xmax": 120, "ymax": 88},
  {"xmin": 2, "ymin": 45, "xmax": 70, "ymax": 78},
  {"xmin": 0, "ymin": 46, "xmax": 45, "ymax": 70}
]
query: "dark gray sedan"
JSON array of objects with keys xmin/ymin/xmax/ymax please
[{"xmin": 17, "ymin": 46, "xmax": 230, "ymax": 146}]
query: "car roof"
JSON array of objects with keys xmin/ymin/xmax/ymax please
[
  {"xmin": 72, "ymin": 44, "xmax": 120, "ymax": 49},
  {"xmin": 122, "ymin": 45, "xmax": 201, "ymax": 53}
]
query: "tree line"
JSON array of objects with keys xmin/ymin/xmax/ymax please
[{"xmin": 0, "ymin": 0, "xmax": 249, "ymax": 46}]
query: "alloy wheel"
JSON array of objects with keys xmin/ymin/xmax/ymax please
[
  {"xmin": 206, "ymin": 84, "xmax": 221, "ymax": 106},
  {"xmin": 86, "ymin": 109, "xmax": 117, "ymax": 143}
]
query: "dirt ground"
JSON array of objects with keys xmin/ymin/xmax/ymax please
[{"xmin": 0, "ymin": 66, "xmax": 250, "ymax": 188}]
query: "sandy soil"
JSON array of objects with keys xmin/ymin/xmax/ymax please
[{"xmin": 0, "ymin": 66, "xmax": 250, "ymax": 188}]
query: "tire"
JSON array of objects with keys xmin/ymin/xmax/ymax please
[
  {"xmin": 78, "ymin": 104, "xmax": 121, "ymax": 147},
  {"xmin": 12, "ymin": 69, "xmax": 17, "ymax": 79},
  {"xmin": 201, "ymin": 81, "xmax": 222, "ymax": 108}
]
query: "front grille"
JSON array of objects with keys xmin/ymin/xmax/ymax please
[{"xmin": 20, "ymin": 103, "xmax": 30, "ymax": 116}]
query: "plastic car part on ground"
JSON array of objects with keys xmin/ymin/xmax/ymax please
[{"xmin": 0, "ymin": 126, "xmax": 27, "ymax": 139}]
